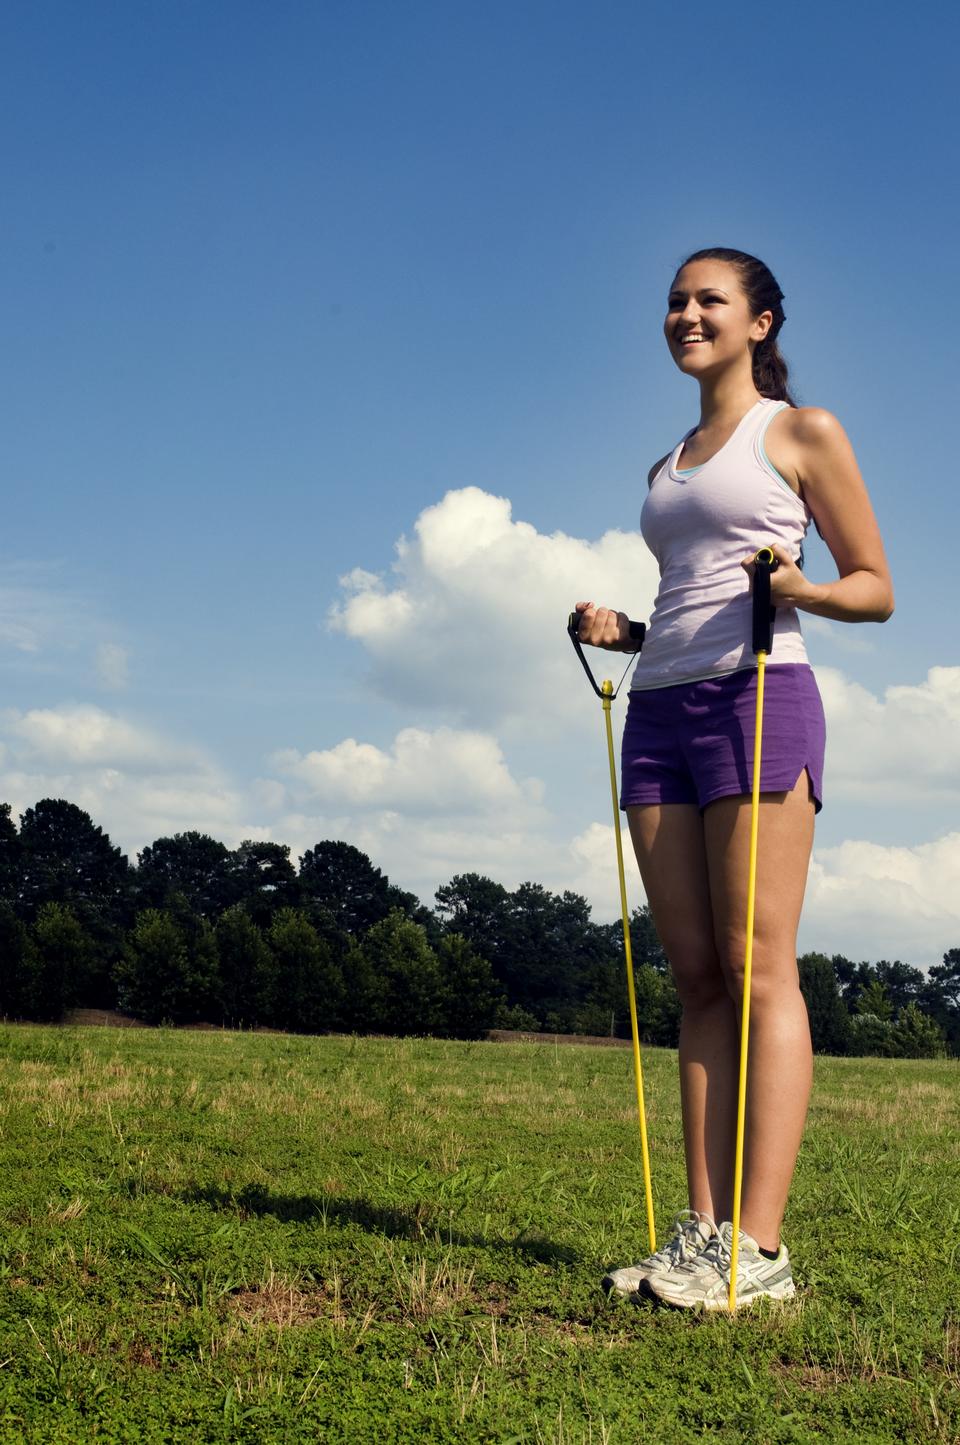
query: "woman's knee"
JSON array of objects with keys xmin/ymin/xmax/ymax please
[
  {"xmin": 715, "ymin": 928, "xmax": 800, "ymax": 1007},
  {"xmin": 668, "ymin": 945, "xmax": 728, "ymax": 1011}
]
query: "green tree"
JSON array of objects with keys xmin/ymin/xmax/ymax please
[
  {"xmin": 360, "ymin": 910, "xmax": 443, "ymax": 1036},
  {"xmin": 847, "ymin": 1012, "xmax": 896, "ymax": 1057},
  {"xmin": 0, "ymin": 902, "xmax": 37, "ymax": 1019},
  {"xmin": 435, "ymin": 874, "xmax": 512, "ymax": 973},
  {"xmin": 18, "ymin": 799, "xmax": 131, "ymax": 1002},
  {"xmin": 587, "ymin": 906, "xmax": 674, "ymax": 1042},
  {"xmin": 501, "ymin": 883, "xmax": 605, "ymax": 1026},
  {"xmin": 230, "ymin": 841, "xmax": 299, "ymax": 927},
  {"xmin": 874, "ymin": 960, "xmax": 924, "ymax": 1012},
  {"xmin": 298, "ymin": 841, "xmax": 395, "ymax": 937},
  {"xmin": 29, "ymin": 903, "xmax": 94, "ymax": 1021},
  {"xmin": 215, "ymin": 906, "xmax": 276, "ymax": 1027},
  {"xmin": 135, "ymin": 833, "xmax": 236, "ymax": 919},
  {"xmin": 890, "ymin": 1002, "xmax": 947, "ymax": 1059},
  {"xmin": 267, "ymin": 908, "xmax": 346, "ymax": 1034},
  {"xmin": 339, "ymin": 941, "xmax": 377, "ymax": 1032},
  {"xmin": 798, "ymin": 953, "xmax": 852, "ymax": 1055},
  {"xmin": 855, "ymin": 978, "xmax": 893, "ymax": 1021},
  {"xmin": 116, "ymin": 910, "xmax": 219, "ymax": 1025},
  {"xmin": 629, "ymin": 905, "xmax": 669, "ymax": 973},
  {"xmin": 492, "ymin": 1002, "xmax": 541, "ymax": 1032},
  {"xmin": 436, "ymin": 934, "xmax": 503, "ymax": 1039},
  {"xmin": 924, "ymin": 949, "xmax": 960, "ymax": 1055},
  {"xmin": 831, "ymin": 956, "xmax": 872, "ymax": 1011},
  {"xmin": 18, "ymin": 798, "xmax": 129, "ymax": 915},
  {"xmin": 0, "ymin": 803, "xmax": 22, "ymax": 903},
  {"xmin": 633, "ymin": 962, "xmax": 682, "ymax": 1046}
]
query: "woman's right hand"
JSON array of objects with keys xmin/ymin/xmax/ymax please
[{"xmin": 573, "ymin": 601, "xmax": 636, "ymax": 651}]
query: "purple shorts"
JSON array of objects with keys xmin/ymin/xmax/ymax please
[{"xmin": 619, "ymin": 663, "xmax": 825, "ymax": 813}]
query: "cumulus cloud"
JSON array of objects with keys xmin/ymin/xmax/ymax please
[
  {"xmin": 328, "ymin": 486, "xmax": 660, "ymax": 729},
  {"xmin": 1, "ymin": 704, "xmax": 194, "ymax": 770},
  {"xmin": 271, "ymin": 725, "xmax": 542, "ymax": 814},
  {"xmin": 804, "ymin": 832, "xmax": 960, "ymax": 966},
  {"xmin": 0, "ymin": 704, "xmax": 258, "ymax": 858},
  {"xmin": 820, "ymin": 665, "xmax": 960, "ymax": 802},
  {"xmin": 260, "ymin": 808, "xmax": 630, "ymax": 918},
  {"xmin": 2, "ymin": 689, "xmax": 958, "ymax": 966}
]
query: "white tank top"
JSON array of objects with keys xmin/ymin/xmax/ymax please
[{"xmin": 631, "ymin": 398, "xmax": 811, "ymax": 690}]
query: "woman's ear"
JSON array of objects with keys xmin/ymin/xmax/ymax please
[{"xmin": 751, "ymin": 309, "xmax": 774, "ymax": 342}]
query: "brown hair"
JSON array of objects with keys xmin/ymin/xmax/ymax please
[{"xmin": 677, "ymin": 247, "xmax": 798, "ymax": 407}]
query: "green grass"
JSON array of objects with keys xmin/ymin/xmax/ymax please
[{"xmin": 0, "ymin": 1026, "xmax": 957, "ymax": 1443}]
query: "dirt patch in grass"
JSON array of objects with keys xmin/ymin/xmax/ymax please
[
  {"xmin": 229, "ymin": 1282, "xmax": 329, "ymax": 1329},
  {"xmin": 63, "ymin": 1009, "xmax": 149, "ymax": 1029},
  {"xmin": 127, "ymin": 1341, "xmax": 162, "ymax": 1370}
]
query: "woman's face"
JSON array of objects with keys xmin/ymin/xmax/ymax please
[{"xmin": 663, "ymin": 260, "xmax": 772, "ymax": 379}]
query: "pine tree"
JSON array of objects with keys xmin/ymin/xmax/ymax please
[
  {"xmin": 267, "ymin": 908, "xmax": 346, "ymax": 1034},
  {"xmin": 29, "ymin": 903, "xmax": 94, "ymax": 1021}
]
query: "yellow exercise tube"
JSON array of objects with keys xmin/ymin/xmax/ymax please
[
  {"xmin": 601, "ymin": 679, "xmax": 656, "ymax": 1255},
  {"xmin": 728, "ymin": 546, "xmax": 776, "ymax": 1311}
]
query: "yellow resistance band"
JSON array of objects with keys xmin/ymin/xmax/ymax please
[
  {"xmin": 728, "ymin": 646, "xmax": 767, "ymax": 1310},
  {"xmin": 602, "ymin": 679, "xmax": 656, "ymax": 1254}
]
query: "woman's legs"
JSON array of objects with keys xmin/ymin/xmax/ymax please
[
  {"xmin": 628, "ymin": 772, "xmax": 815, "ymax": 1249},
  {"xmin": 703, "ymin": 772, "xmax": 816, "ymax": 1250},
  {"xmin": 626, "ymin": 804, "xmax": 737, "ymax": 1225}
]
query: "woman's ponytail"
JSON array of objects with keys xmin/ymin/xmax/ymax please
[{"xmin": 752, "ymin": 333, "xmax": 794, "ymax": 404}]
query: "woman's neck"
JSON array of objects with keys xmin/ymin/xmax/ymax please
[{"xmin": 695, "ymin": 370, "xmax": 762, "ymax": 431}]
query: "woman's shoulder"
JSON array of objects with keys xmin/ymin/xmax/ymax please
[
  {"xmin": 769, "ymin": 404, "xmax": 847, "ymax": 446},
  {"xmin": 766, "ymin": 404, "xmax": 858, "ymax": 497}
]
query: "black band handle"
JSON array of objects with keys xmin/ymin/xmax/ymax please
[
  {"xmin": 567, "ymin": 612, "xmax": 645, "ymax": 699},
  {"xmin": 752, "ymin": 547, "xmax": 779, "ymax": 655}
]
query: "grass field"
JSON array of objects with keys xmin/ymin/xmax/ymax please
[{"xmin": 0, "ymin": 1025, "xmax": 957, "ymax": 1443}]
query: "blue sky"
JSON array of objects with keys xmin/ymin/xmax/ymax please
[{"xmin": 2, "ymin": 1, "xmax": 959, "ymax": 964}]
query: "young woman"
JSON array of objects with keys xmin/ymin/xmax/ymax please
[{"xmin": 576, "ymin": 247, "xmax": 893, "ymax": 1310}]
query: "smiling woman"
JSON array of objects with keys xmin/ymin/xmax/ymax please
[
  {"xmin": 666, "ymin": 249, "xmax": 796, "ymax": 408},
  {"xmin": 575, "ymin": 245, "xmax": 894, "ymax": 1313}
]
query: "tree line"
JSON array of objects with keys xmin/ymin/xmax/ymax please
[{"xmin": 0, "ymin": 798, "xmax": 957, "ymax": 1058}]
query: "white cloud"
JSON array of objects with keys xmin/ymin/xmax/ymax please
[
  {"xmin": 0, "ymin": 704, "xmax": 258, "ymax": 858},
  {"xmin": 821, "ymin": 665, "xmax": 960, "ymax": 802},
  {"xmin": 2, "ymin": 704, "xmax": 194, "ymax": 770},
  {"xmin": 95, "ymin": 643, "xmax": 129, "ymax": 690},
  {"xmin": 271, "ymin": 725, "xmax": 541, "ymax": 814},
  {"xmin": 265, "ymin": 809, "xmax": 617, "ymax": 915},
  {"xmin": 329, "ymin": 486, "xmax": 660, "ymax": 729},
  {"xmin": 804, "ymin": 832, "xmax": 960, "ymax": 966},
  {"xmin": 2, "ymin": 688, "xmax": 958, "ymax": 967}
]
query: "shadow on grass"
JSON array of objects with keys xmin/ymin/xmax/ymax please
[{"xmin": 177, "ymin": 1181, "xmax": 580, "ymax": 1265}]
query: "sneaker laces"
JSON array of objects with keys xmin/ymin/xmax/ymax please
[
  {"xmin": 699, "ymin": 1223, "xmax": 761, "ymax": 1285},
  {"xmin": 664, "ymin": 1217, "xmax": 726, "ymax": 1279},
  {"xmin": 645, "ymin": 1210, "xmax": 712, "ymax": 1271}
]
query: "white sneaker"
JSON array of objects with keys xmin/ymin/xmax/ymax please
[
  {"xmin": 646, "ymin": 1221, "xmax": 796, "ymax": 1311},
  {"xmin": 602, "ymin": 1211, "xmax": 716, "ymax": 1298}
]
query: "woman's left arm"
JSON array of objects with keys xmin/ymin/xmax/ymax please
[{"xmin": 755, "ymin": 407, "xmax": 894, "ymax": 623}]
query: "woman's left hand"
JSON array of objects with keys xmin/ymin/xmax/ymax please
[{"xmin": 740, "ymin": 544, "xmax": 822, "ymax": 610}]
